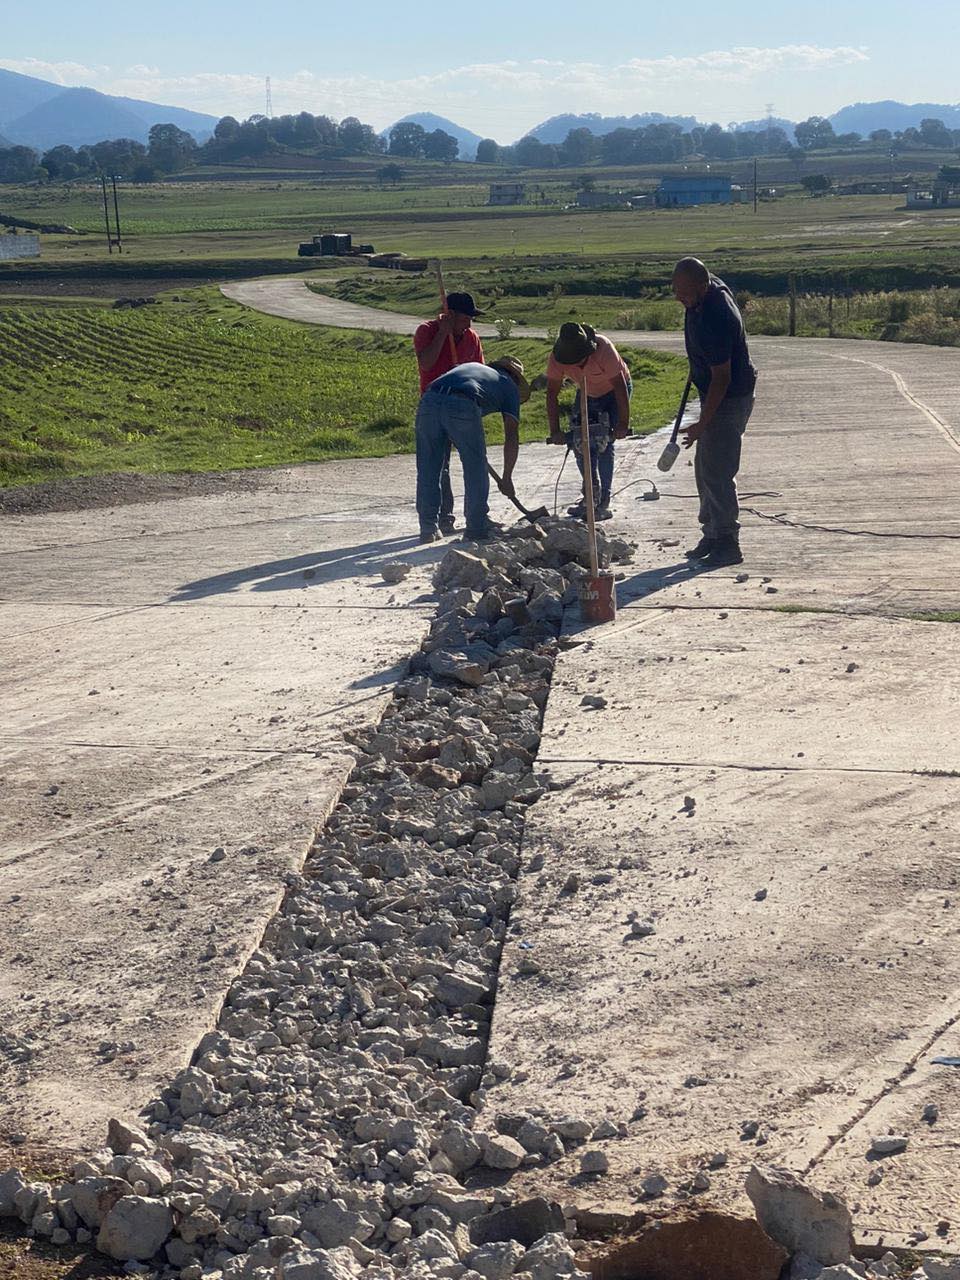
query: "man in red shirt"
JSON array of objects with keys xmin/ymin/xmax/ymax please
[{"xmin": 414, "ymin": 292, "xmax": 485, "ymax": 535}]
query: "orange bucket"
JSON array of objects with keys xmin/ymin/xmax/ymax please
[{"xmin": 578, "ymin": 571, "xmax": 617, "ymax": 624}]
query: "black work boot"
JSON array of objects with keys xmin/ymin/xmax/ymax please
[
  {"xmin": 704, "ymin": 537, "xmax": 743, "ymax": 567},
  {"xmin": 685, "ymin": 535, "xmax": 716, "ymax": 560},
  {"xmin": 438, "ymin": 515, "xmax": 457, "ymax": 535}
]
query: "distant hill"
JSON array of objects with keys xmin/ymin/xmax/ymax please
[
  {"xmin": 0, "ymin": 68, "xmax": 61, "ymax": 125},
  {"xmin": 382, "ymin": 112, "xmax": 484, "ymax": 160},
  {"xmin": 5, "ymin": 87, "xmax": 162, "ymax": 151},
  {"xmin": 0, "ymin": 67, "xmax": 217, "ymax": 152},
  {"xmin": 828, "ymin": 100, "xmax": 960, "ymax": 135},
  {"xmin": 108, "ymin": 95, "xmax": 217, "ymax": 141},
  {"xmin": 525, "ymin": 112, "xmax": 701, "ymax": 144}
]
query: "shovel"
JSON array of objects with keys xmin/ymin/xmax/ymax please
[
  {"xmin": 486, "ymin": 462, "xmax": 549, "ymax": 525},
  {"xmin": 657, "ymin": 377, "xmax": 693, "ymax": 472}
]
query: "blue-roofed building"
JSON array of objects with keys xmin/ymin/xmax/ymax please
[{"xmin": 655, "ymin": 175, "xmax": 737, "ymax": 207}]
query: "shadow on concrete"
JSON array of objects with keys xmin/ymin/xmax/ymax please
[
  {"xmin": 617, "ymin": 558, "xmax": 714, "ymax": 605},
  {"xmin": 170, "ymin": 535, "xmax": 443, "ymax": 601}
]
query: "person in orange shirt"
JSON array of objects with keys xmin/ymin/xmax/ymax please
[
  {"xmin": 413, "ymin": 292, "xmax": 485, "ymax": 535},
  {"xmin": 546, "ymin": 322, "xmax": 631, "ymax": 520}
]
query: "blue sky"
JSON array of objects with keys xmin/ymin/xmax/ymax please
[{"xmin": 3, "ymin": 0, "xmax": 958, "ymax": 139}]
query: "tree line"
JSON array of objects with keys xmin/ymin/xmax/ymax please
[
  {"xmin": 475, "ymin": 115, "xmax": 960, "ymax": 168},
  {"xmin": 1, "ymin": 108, "xmax": 958, "ymax": 184},
  {"xmin": 0, "ymin": 112, "xmax": 464, "ymax": 183}
]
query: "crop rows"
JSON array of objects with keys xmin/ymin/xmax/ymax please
[{"xmin": 0, "ymin": 304, "xmax": 684, "ymax": 487}]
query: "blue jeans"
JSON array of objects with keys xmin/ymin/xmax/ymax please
[
  {"xmin": 571, "ymin": 380, "xmax": 632, "ymax": 503},
  {"xmin": 416, "ymin": 391, "xmax": 490, "ymax": 537},
  {"xmin": 440, "ymin": 440, "xmax": 454, "ymax": 521}
]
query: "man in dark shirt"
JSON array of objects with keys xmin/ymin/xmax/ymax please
[{"xmin": 672, "ymin": 257, "xmax": 757, "ymax": 566}]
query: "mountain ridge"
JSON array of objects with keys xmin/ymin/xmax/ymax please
[{"xmin": 0, "ymin": 67, "xmax": 217, "ymax": 150}]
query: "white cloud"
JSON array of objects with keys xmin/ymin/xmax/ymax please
[
  {"xmin": 0, "ymin": 56, "xmax": 109, "ymax": 85},
  {"xmin": 2, "ymin": 45, "xmax": 870, "ymax": 138}
]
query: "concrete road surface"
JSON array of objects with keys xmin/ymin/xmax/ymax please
[
  {"xmin": 3, "ymin": 276, "xmax": 959, "ymax": 1260},
  {"xmin": 0, "ymin": 463, "xmax": 440, "ymax": 1148},
  {"xmin": 223, "ymin": 278, "xmax": 960, "ymax": 1249}
]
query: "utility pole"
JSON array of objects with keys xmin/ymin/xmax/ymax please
[
  {"xmin": 754, "ymin": 156, "xmax": 759, "ymax": 214},
  {"xmin": 100, "ymin": 176, "xmax": 113, "ymax": 254},
  {"xmin": 265, "ymin": 76, "xmax": 273, "ymax": 119},
  {"xmin": 111, "ymin": 175, "xmax": 123, "ymax": 254},
  {"xmin": 788, "ymin": 273, "xmax": 797, "ymax": 337}
]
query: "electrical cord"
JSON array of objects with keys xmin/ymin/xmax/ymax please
[
  {"xmin": 553, "ymin": 446, "xmax": 572, "ymax": 516},
  {"xmin": 547, "ymin": 419, "xmax": 960, "ymax": 542},
  {"xmin": 739, "ymin": 508, "xmax": 960, "ymax": 541},
  {"xmin": 627, "ymin": 487, "xmax": 960, "ymax": 541}
]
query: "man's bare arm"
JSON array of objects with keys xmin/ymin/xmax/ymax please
[
  {"xmin": 416, "ymin": 313, "xmax": 455, "ymax": 372},
  {"xmin": 500, "ymin": 414, "xmax": 520, "ymax": 494},
  {"xmin": 681, "ymin": 361, "xmax": 731, "ymax": 447},
  {"xmin": 612, "ymin": 371, "xmax": 631, "ymax": 437},
  {"xmin": 546, "ymin": 380, "xmax": 564, "ymax": 441}
]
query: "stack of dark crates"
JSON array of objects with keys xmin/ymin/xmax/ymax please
[{"xmin": 298, "ymin": 232, "xmax": 369, "ymax": 257}]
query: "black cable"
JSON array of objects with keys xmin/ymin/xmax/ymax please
[
  {"xmin": 636, "ymin": 491, "xmax": 960, "ymax": 541},
  {"xmin": 741, "ymin": 508, "xmax": 960, "ymax": 542},
  {"xmin": 553, "ymin": 447, "xmax": 572, "ymax": 516}
]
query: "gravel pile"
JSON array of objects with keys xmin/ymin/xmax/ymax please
[{"xmin": 0, "ymin": 517, "xmax": 634, "ymax": 1280}]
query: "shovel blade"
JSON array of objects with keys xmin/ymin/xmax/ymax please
[{"xmin": 657, "ymin": 441, "xmax": 681, "ymax": 473}]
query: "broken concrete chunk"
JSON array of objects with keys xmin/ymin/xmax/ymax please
[
  {"xmin": 481, "ymin": 1133, "xmax": 525, "ymax": 1170},
  {"xmin": 380, "ymin": 561, "xmax": 411, "ymax": 584},
  {"xmin": 429, "ymin": 643, "xmax": 495, "ymax": 687},
  {"xmin": 745, "ymin": 1163, "xmax": 853, "ymax": 1266},
  {"xmin": 470, "ymin": 1197, "xmax": 565, "ymax": 1248},
  {"xmin": 467, "ymin": 1240, "xmax": 527, "ymax": 1280},
  {"xmin": 72, "ymin": 1176, "xmax": 135, "ymax": 1230},
  {"xmin": 580, "ymin": 1149, "xmax": 609, "ymax": 1174},
  {"xmin": 96, "ymin": 1195, "xmax": 174, "ymax": 1261},
  {"xmin": 301, "ymin": 1199, "xmax": 375, "ymax": 1247},
  {"xmin": 106, "ymin": 1117, "xmax": 151, "ymax": 1155},
  {"xmin": 0, "ymin": 1168, "xmax": 26, "ymax": 1218},
  {"xmin": 552, "ymin": 1117, "xmax": 592, "ymax": 1142},
  {"xmin": 869, "ymin": 1134, "xmax": 908, "ymax": 1156},
  {"xmin": 518, "ymin": 1231, "xmax": 580, "ymax": 1280},
  {"xmin": 433, "ymin": 548, "xmax": 491, "ymax": 592}
]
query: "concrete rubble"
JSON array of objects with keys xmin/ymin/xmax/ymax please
[
  {"xmin": 2, "ymin": 515, "xmax": 959, "ymax": 1280},
  {"xmin": 0, "ymin": 517, "xmax": 626, "ymax": 1278}
]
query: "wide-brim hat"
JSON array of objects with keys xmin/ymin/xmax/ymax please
[
  {"xmin": 553, "ymin": 322, "xmax": 598, "ymax": 365},
  {"xmin": 446, "ymin": 291, "xmax": 483, "ymax": 317},
  {"xmin": 489, "ymin": 357, "xmax": 531, "ymax": 404}
]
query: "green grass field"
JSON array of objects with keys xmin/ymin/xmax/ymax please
[
  {"xmin": 0, "ymin": 295, "xmax": 686, "ymax": 487},
  {"xmin": 5, "ymin": 179, "xmax": 960, "ymax": 281},
  {"xmin": 310, "ymin": 268, "xmax": 960, "ymax": 343},
  {"xmin": 2, "ymin": 158, "xmax": 958, "ymax": 490}
]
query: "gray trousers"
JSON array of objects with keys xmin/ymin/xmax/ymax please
[{"xmin": 694, "ymin": 395, "xmax": 754, "ymax": 540}]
